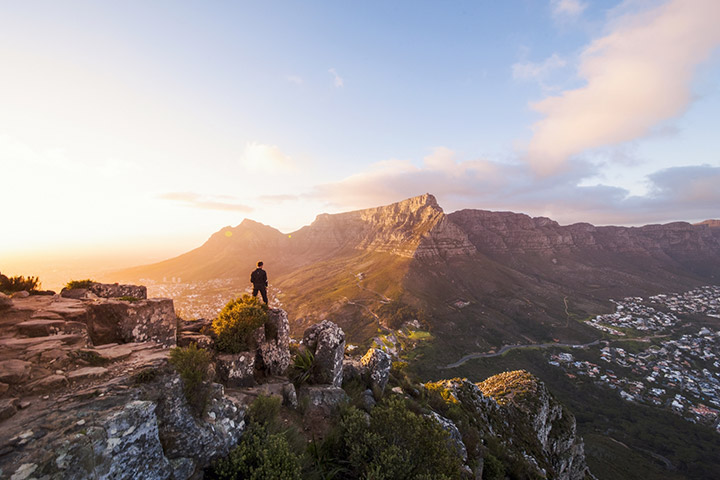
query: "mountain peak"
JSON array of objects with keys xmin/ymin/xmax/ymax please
[{"xmin": 395, "ymin": 193, "xmax": 440, "ymax": 212}]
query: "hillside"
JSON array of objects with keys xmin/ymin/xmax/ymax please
[{"xmin": 110, "ymin": 194, "xmax": 720, "ymax": 356}]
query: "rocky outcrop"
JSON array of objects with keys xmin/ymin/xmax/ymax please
[
  {"xmin": 0, "ymin": 292, "xmax": 11, "ymax": 310},
  {"xmin": 216, "ymin": 352, "xmax": 256, "ymax": 387},
  {"xmin": 85, "ymin": 298, "xmax": 176, "ymax": 347},
  {"xmin": 360, "ymin": 348, "xmax": 391, "ymax": 393},
  {"xmin": 61, "ymin": 282, "xmax": 147, "ymax": 300},
  {"xmin": 303, "ymin": 320, "xmax": 345, "ymax": 387},
  {"xmin": 254, "ymin": 308, "xmax": 291, "ymax": 376}
]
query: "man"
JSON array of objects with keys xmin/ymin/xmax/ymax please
[{"xmin": 250, "ymin": 261, "xmax": 268, "ymax": 304}]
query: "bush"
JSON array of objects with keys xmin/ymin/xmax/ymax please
[
  {"xmin": 482, "ymin": 454, "xmax": 505, "ymax": 480},
  {"xmin": 212, "ymin": 294, "xmax": 268, "ymax": 353},
  {"xmin": 65, "ymin": 279, "xmax": 95, "ymax": 290},
  {"xmin": 0, "ymin": 273, "xmax": 40, "ymax": 294},
  {"xmin": 247, "ymin": 395, "xmax": 282, "ymax": 428},
  {"xmin": 169, "ymin": 344, "xmax": 213, "ymax": 416},
  {"xmin": 324, "ymin": 396, "xmax": 463, "ymax": 479},
  {"xmin": 210, "ymin": 424, "xmax": 302, "ymax": 480}
]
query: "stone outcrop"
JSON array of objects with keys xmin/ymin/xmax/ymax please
[
  {"xmin": 61, "ymin": 282, "xmax": 147, "ymax": 300},
  {"xmin": 360, "ymin": 348, "xmax": 391, "ymax": 393},
  {"xmin": 297, "ymin": 384, "xmax": 349, "ymax": 413},
  {"xmin": 216, "ymin": 352, "xmax": 256, "ymax": 387},
  {"xmin": 85, "ymin": 298, "xmax": 176, "ymax": 347},
  {"xmin": 0, "ymin": 292, "xmax": 11, "ymax": 310},
  {"xmin": 303, "ymin": 320, "xmax": 345, "ymax": 387},
  {"xmin": 254, "ymin": 308, "xmax": 291, "ymax": 376}
]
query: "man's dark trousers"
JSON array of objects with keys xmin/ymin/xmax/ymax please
[{"xmin": 253, "ymin": 284, "xmax": 268, "ymax": 304}]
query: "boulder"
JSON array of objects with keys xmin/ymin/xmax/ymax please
[
  {"xmin": 0, "ymin": 360, "xmax": 32, "ymax": 384},
  {"xmin": 16, "ymin": 319, "xmax": 67, "ymax": 337},
  {"xmin": 178, "ymin": 332, "xmax": 214, "ymax": 350},
  {"xmin": 60, "ymin": 288, "xmax": 90, "ymax": 299},
  {"xmin": 155, "ymin": 376, "xmax": 245, "ymax": 471},
  {"xmin": 88, "ymin": 282, "xmax": 147, "ymax": 299},
  {"xmin": 0, "ymin": 397, "xmax": 18, "ymax": 421},
  {"xmin": 26, "ymin": 374, "xmax": 69, "ymax": 393},
  {"xmin": 11, "ymin": 291, "xmax": 30, "ymax": 299},
  {"xmin": 282, "ymin": 383, "xmax": 298, "ymax": 409},
  {"xmin": 85, "ymin": 298, "xmax": 177, "ymax": 347},
  {"xmin": 303, "ymin": 320, "xmax": 345, "ymax": 387},
  {"xmin": 216, "ymin": 352, "xmax": 256, "ymax": 387},
  {"xmin": 361, "ymin": 348, "xmax": 391, "ymax": 393},
  {"xmin": 254, "ymin": 308, "xmax": 291, "ymax": 376},
  {"xmin": 298, "ymin": 385, "xmax": 348, "ymax": 413},
  {"xmin": 0, "ymin": 292, "xmax": 11, "ymax": 310}
]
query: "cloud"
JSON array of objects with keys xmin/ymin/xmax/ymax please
[
  {"xmin": 286, "ymin": 75, "xmax": 303, "ymax": 85},
  {"xmin": 551, "ymin": 0, "xmax": 588, "ymax": 21},
  {"xmin": 309, "ymin": 147, "xmax": 719, "ymax": 226},
  {"xmin": 240, "ymin": 142, "xmax": 295, "ymax": 173},
  {"xmin": 328, "ymin": 68, "xmax": 344, "ymax": 88},
  {"xmin": 512, "ymin": 53, "xmax": 567, "ymax": 82},
  {"xmin": 159, "ymin": 192, "xmax": 252, "ymax": 212},
  {"xmin": 526, "ymin": 0, "xmax": 720, "ymax": 175}
]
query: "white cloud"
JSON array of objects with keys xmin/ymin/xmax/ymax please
[
  {"xmin": 328, "ymin": 68, "xmax": 344, "ymax": 88},
  {"xmin": 158, "ymin": 192, "xmax": 252, "ymax": 212},
  {"xmin": 551, "ymin": 0, "xmax": 588, "ymax": 21},
  {"xmin": 240, "ymin": 142, "xmax": 295, "ymax": 173},
  {"xmin": 512, "ymin": 53, "xmax": 567, "ymax": 82},
  {"xmin": 526, "ymin": 0, "xmax": 720, "ymax": 175},
  {"xmin": 286, "ymin": 75, "xmax": 303, "ymax": 85}
]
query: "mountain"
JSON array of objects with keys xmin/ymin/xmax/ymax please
[{"xmin": 111, "ymin": 194, "xmax": 720, "ymax": 356}]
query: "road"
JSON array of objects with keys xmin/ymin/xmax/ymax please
[{"xmin": 441, "ymin": 339, "xmax": 602, "ymax": 369}]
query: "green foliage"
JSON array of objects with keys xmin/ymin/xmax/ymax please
[
  {"xmin": 0, "ymin": 273, "xmax": 40, "ymax": 293},
  {"xmin": 324, "ymin": 396, "xmax": 463, "ymax": 479},
  {"xmin": 210, "ymin": 424, "xmax": 302, "ymax": 480},
  {"xmin": 482, "ymin": 454, "xmax": 505, "ymax": 480},
  {"xmin": 133, "ymin": 367, "xmax": 159, "ymax": 384},
  {"xmin": 72, "ymin": 350, "xmax": 109, "ymax": 366},
  {"xmin": 377, "ymin": 300, "xmax": 424, "ymax": 330},
  {"xmin": 212, "ymin": 294, "xmax": 268, "ymax": 353},
  {"xmin": 169, "ymin": 344, "xmax": 213, "ymax": 417},
  {"xmin": 289, "ymin": 348, "xmax": 314, "ymax": 387},
  {"xmin": 65, "ymin": 279, "xmax": 94, "ymax": 290},
  {"xmin": 247, "ymin": 395, "xmax": 282, "ymax": 428}
]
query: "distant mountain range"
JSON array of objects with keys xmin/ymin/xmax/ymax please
[{"xmin": 112, "ymin": 194, "xmax": 720, "ymax": 356}]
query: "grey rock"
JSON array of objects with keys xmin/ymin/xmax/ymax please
[
  {"xmin": 88, "ymin": 283, "xmax": 147, "ymax": 300},
  {"xmin": 282, "ymin": 383, "xmax": 298, "ymax": 409},
  {"xmin": 361, "ymin": 389, "xmax": 376, "ymax": 411},
  {"xmin": 169, "ymin": 457, "xmax": 196, "ymax": 480},
  {"xmin": 11, "ymin": 291, "xmax": 29, "ymax": 299},
  {"xmin": 86, "ymin": 298, "xmax": 177, "ymax": 347},
  {"xmin": 60, "ymin": 287, "xmax": 90, "ymax": 299},
  {"xmin": 155, "ymin": 375, "xmax": 245, "ymax": 469},
  {"xmin": 254, "ymin": 309, "xmax": 291, "ymax": 376},
  {"xmin": 298, "ymin": 384, "xmax": 348, "ymax": 413},
  {"xmin": 361, "ymin": 348, "xmax": 391, "ymax": 393},
  {"xmin": 303, "ymin": 320, "xmax": 345, "ymax": 387},
  {"xmin": 426, "ymin": 411, "xmax": 468, "ymax": 462},
  {"xmin": 216, "ymin": 352, "xmax": 256, "ymax": 387},
  {"xmin": 342, "ymin": 358, "xmax": 364, "ymax": 383}
]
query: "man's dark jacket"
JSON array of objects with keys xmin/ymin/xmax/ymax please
[{"xmin": 250, "ymin": 268, "xmax": 267, "ymax": 286}]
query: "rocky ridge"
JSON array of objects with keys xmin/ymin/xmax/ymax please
[{"xmin": 1, "ymin": 283, "xmax": 592, "ymax": 479}]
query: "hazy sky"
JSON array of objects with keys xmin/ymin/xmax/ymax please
[{"xmin": 2, "ymin": 0, "xmax": 720, "ymax": 271}]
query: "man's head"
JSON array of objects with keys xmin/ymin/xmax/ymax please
[{"xmin": 257, "ymin": 261, "xmax": 264, "ymax": 267}]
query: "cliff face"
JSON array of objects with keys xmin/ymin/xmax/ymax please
[
  {"xmin": 289, "ymin": 193, "xmax": 476, "ymax": 259},
  {"xmin": 449, "ymin": 209, "xmax": 720, "ymax": 259},
  {"xmin": 428, "ymin": 371, "xmax": 591, "ymax": 480}
]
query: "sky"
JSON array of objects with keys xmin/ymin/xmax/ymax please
[{"xmin": 1, "ymin": 0, "xmax": 720, "ymax": 278}]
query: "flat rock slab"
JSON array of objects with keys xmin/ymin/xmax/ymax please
[
  {"xmin": 0, "ymin": 359, "xmax": 32, "ymax": 384},
  {"xmin": 17, "ymin": 319, "xmax": 67, "ymax": 337},
  {"xmin": 26, "ymin": 374, "xmax": 68, "ymax": 393},
  {"xmin": 82, "ymin": 345, "xmax": 133, "ymax": 362},
  {"xmin": 30, "ymin": 311, "xmax": 64, "ymax": 320},
  {"xmin": 68, "ymin": 367, "xmax": 109, "ymax": 382},
  {"xmin": 0, "ymin": 397, "xmax": 18, "ymax": 421}
]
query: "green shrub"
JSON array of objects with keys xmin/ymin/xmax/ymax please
[
  {"xmin": 324, "ymin": 396, "xmax": 463, "ymax": 479},
  {"xmin": 482, "ymin": 453, "xmax": 505, "ymax": 480},
  {"xmin": 65, "ymin": 279, "xmax": 95, "ymax": 290},
  {"xmin": 212, "ymin": 294, "xmax": 268, "ymax": 353},
  {"xmin": 0, "ymin": 273, "xmax": 40, "ymax": 293},
  {"xmin": 210, "ymin": 424, "xmax": 302, "ymax": 480},
  {"xmin": 289, "ymin": 348, "xmax": 314, "ymax": 387},
  {"xmin": 169, "ymin": 344, "xmax": 213, "ymax": 417},
  {"xmin": 247, "ymin": 395, "xmax": 282, "ymax": 428}
]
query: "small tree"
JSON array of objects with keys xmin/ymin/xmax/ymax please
[
  {"xmin": 212, "ymin": 294, "xmax": 268, "ymax": 353},
  {"xmin": 169, "ymin": 343, "xmax": 213, "ymax": 417}
]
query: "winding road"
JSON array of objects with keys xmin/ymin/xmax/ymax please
[{"xmin": 441, "ymin": 339, "xmax": 602, "ymax": 369}]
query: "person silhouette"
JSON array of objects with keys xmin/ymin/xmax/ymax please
[{"xmin": 250, "ymin": 261, "xmax": 268, "ymax": 304}]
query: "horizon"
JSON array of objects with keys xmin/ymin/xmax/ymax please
[{"xmin": 2, "ymin": 0, "xmax": 720, "ymax": 284}]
